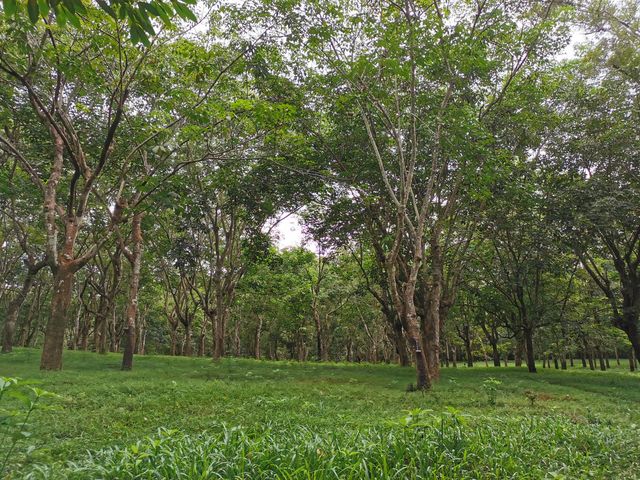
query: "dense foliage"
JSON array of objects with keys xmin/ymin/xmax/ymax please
[{"xmin": 0, "ymin": 0, "xmax": 639, "ymax": 474}]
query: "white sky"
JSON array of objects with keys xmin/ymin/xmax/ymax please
[{"xmin": 275, "ymin": 214, "xmax": 306, "ymax": 249}]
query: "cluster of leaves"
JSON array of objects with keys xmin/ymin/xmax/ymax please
[{"xmin": 1, "ymin": 0, "xmax": 196, "ymax": 44}]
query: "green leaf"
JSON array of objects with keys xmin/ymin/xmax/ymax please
[
  {"xmin": 142, "ymin": 2, "xmax": 160, "ymax": 17},
  {"xmin": 66, "ymin": 9, "xmax": 80, "ymax": 27},
  {"xmin": 55, "ymin": 6, "xmax": 67, "ymax": 26},
  {"xmin": 96, "ymin": 0, "xmax": 116, "ymax": 18},
  {"xmin": 37, "ymin": 0, "xmax": 49, "ymax": 16},
  {"xmin": 173, "ymin": 2, "xmax": 196, "ymax": 22},
  {"xmin": 2, "ymin": 0, "xmax": 17, "ymax": 16},
  {"xmin": 6, "ymin": 390, "xmax": 31, "ymax": 408},
  {"xmin": 27, "ymin": 0, "xmax": 39, "ymax": 22}
]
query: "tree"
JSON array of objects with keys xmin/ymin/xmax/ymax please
[{"xmin": 544, "ymin": 2, "xmax": 640, "ymax": 359}]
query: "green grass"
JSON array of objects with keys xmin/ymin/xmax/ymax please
[{"xmin": 1, "ymin": 349, "xmax": 639, "ymax": 479}]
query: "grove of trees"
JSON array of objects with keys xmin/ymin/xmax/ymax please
[{"xmin": 0, "ymin": 0, "xmax": 638, "ymax": 389}]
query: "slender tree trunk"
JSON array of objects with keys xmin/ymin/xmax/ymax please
[
  {"xmin": 588, "ymin": 349, "xmax": 595, "ymax": 370},
  {"xmin": 523, "ymin": 328, "xmax": 536, "ymax": 373},
  {"xmin": 394, "ymin": 326, "xmax": 410, "ymax": 367},
  {"xmin": 122, "ymin": 214, "xmax": 143, "ymax": 371},
  {"xmin": 2, "ymin": 267, "xmax": 39, "ymax": 353},
  {"xmin": 515, "ymin": 336, "xmax": 524, "ymax": 367},
  {"xmin": 313, "ymin": 310, "xmax": 326, "ymax": 362},
  {"xmin": 444, "ymin": 340, "xmax": 450, "ymax": 368},
  {"xmin": 18, "ymin": 285, "xmax": 40, "ymax": 347},
  {"xmin": 97, "ymin": 310, "xmax": 109, "ymax": 354},
  {"xmin": 183, "ymin": 323, "xmax": 193, "ymax": 356},
  {"xmin": 597, "ymin": 347, "xmax": 606, "ymax": 371},
  {"xmin": 614, "ymin": 346, "xmax": 620, "ymax": 366},
  {"xmin": 213, "ymin": 307, "xmax": 227, "ymax": 360},
  {"xmin": 198, "ymin": 334, "xmax": 206, "ymax": 357},
  {"xmin": 170, "ymin": 328, "xmax": 177, "ymax": 356},
  {"xmin": 463, "ymin": 326, "xmax": 473, "ymax": 367},
  {"xmin": 630, "ymin": 349, "xmax": 636, "ymax": 372},
  {"xmin": 452, "ymin": 345, "xmax": 457, "ymax": 368},
  {"xmin": 491, "ymin": 342, "xmax": 500, "ymax": 367},
  {"xmin": 233, "ymin": 319, "xmax": 240, "ymax": 356},
  {"xmin": 254, "ymin": 316, "xmax": 262, "ymax": 360}
]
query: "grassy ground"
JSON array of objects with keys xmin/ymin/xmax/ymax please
[{"xmin": 1, "ymin": 348, "xmax": 639, "ymax": 479}]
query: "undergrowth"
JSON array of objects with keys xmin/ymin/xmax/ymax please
[{"xmin": 24, "ymin": 412, "xmax": 639, "ymax": 479}]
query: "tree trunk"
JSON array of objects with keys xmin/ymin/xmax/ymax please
[
  {"xmin": 254, "ymin": 316, "xmax": 262, "ymax": 359},
  {"xmin": 313, "ymin": 310, "xmax": 326, "ymax": 362},
  {"xmin": 213, "ymin": 308, "xmax": 226, "ymax": 360},
  {"xmin": 588, "ymin": 349, "xmax": 595, "ymax": 370},
  {"xmin": 630, "ymin": 349, "xmax": 636, "ymax": 372},
  {"xmin": 233, "ymin": 319, "xmax": 240, "ymax": 357},
  {"xmin": 18, "ymin": 284, "xmax": 40, "ymax": 347},
  {"xmin": 394, "ymin": 328, "xmax": 410, "ymax": 367},
  {"xmin": 444, "ymin": 341, "xmax": 450, "ymax": 368},
  {"xmin": 40, "ymin": 264, "xmax": 75, "ymax": 370},
  {"xmin": 2, "ymin": 267, "xmax": 39, "ymax": 353},
  {"xmin": 515, "ymin": 341, "xmax": 523, "ymax": 367},
  {"xmin": 523, "ymin": 328, "xmax": 537, "ymax": 373},
  {"xmin": 122, "ymin": 213, "xmax": 143, "ymax": 371},
  {"xmin": 463, "ymin": 326, "xmax": 473, "ymax": 367},
  {"xmin": 597, "ymin": 348, "xmax": 606, "ymax": 371},
  {"xmin": 405, "ymin": 306, "xmax": 429, "ymax": 389},
  {"xmin": 96, "ymin": 309, "xmax": 109, "ymax": 354},
  {"xmin": 423, "ymin": 274, "xmax": 441, "ymax": 381},
  {"xmin": 491, "ymin": 342, "xmax": 500, "ymax": 367},
  {"xmin": 197, "ymin": 334, "xmax": 206, "ymax": 357},
  {"xmin": 170, "ymin": 328, "xmax": 177, "ymax": 356},
  {"xmin": 622, "ymin": 319, "xmax": 640, "ymax": 366},
  {"xmin": 183, "ymin": 323, "xmax": 193, "ymax": 356}
]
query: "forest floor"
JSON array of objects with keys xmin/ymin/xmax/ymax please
[{"xmin": 1, "ymin": 348, "xmax": 639, "ymax": 479}]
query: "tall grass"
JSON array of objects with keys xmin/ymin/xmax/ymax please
[{"xmin": 25, "ymin": 412, "xmax": 639, "ymax": 479}]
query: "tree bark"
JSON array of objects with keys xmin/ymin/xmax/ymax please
[
  {"xmin": 40, "ymin": 264, "xmax": 75, "ymax": 370},
  {"xmin": 491, "ymin": 342, "xmax": 500, "ymax": 367},
  {"xmin": 183, "ymin": 323, "xmax": 193, "ymax": 356},
  {"xmin": 423, "ymin": 248, "xmax": 442, "ymax": 380},
  {"xmin": 254, "ymin": 316, "xmax": 262, "ymax": 359},
  {"xmin": 2, "ymin": 265, "xmax": 41, "ymax": 353},
  {"xmin": 462, "ymin": 325, "xmax": 473, "ymax": 367},
  {"xmin": 122, "ymin": 213, "xmax": 143, "ymax": 371},
  {"xmin": 523, "ymin": 328, "xmax": 537, "ymax": 373},
  {"xmin": 213, "ymin": 308, "xmax": 226, "ymax": 360}
]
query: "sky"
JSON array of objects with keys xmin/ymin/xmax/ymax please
[{"xmin": 274, "ymin": 214, "xmax": 306, "ymax": 250}]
